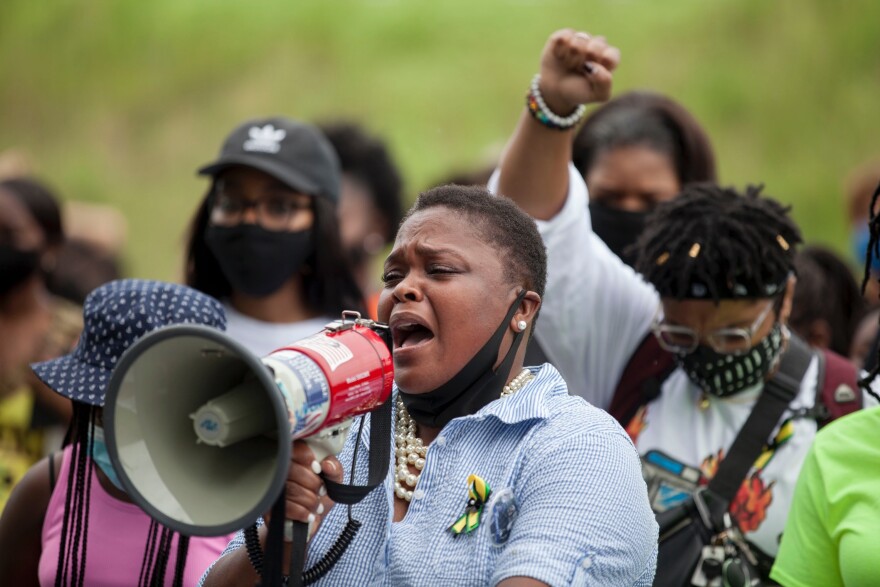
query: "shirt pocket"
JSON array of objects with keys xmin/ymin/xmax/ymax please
[{"xmin": 427, "ymin": 522, "xmax": 495, "ymax": 584}]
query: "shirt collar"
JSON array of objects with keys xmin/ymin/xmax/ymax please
[
  {"xmin": 461, "ymin": 364, "xmax": 559, "ymax": 426},
  {"xmin": 354, "ymin": 364, "xmax": 563, "ymax": 454}
]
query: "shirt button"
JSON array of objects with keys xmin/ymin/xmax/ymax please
[
  {"xmin": 581, "ymin": 556, "xmax": 593, "ymax": 569},
  {"xmin": 412, "ymin": 489, "xmax": 425, "ymax": 500},
  {"xmin": 435, "ymin": 436, "xmax": 446, "ymax": 447}
]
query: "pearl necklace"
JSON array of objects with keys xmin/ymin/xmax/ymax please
[
  {"xmin": 500, "ymin": 368, "xmax": 535, "ymax": 398},
  {"xmin": 394, "ymin": 368, "xmax": 535, "ymax": 502}
]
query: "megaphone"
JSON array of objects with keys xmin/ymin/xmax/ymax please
[{"xmin": 103, "ymin": 311, "xmax": 393, "ymax": 537}]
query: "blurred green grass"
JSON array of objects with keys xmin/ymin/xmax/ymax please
[{"xmin": 2, "ymin": 0, "xmax": 879, "ymax": 280}]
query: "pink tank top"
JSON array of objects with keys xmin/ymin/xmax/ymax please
[{"xmin": 39, "ymin": 446, "xmax": 234, "ymax": 586}]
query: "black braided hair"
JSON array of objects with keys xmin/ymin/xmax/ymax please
[
  {"xmin": 75, "ymin": 420, "xmax": 94, "ymax": 586},
  {"xmin": 147, "ymin": 527, "xmax": 174, "ymax": 585},
  {"xmin": 55, "ymin": 403, "xmax": 94, "ymax": 587},
  {"xmin": 172, "ymin": 536, "xmax": 190, "ymax": 587},
  {"xmin": 138, "ymin": 515, "xmax": 190, "ymax": 586},
  {"xmin": 138, "ymin": 521, "xmax": 160, "ymax": 587},
  {"xmin": 856, "ymin": 180, "xmax": 880, "ymax": 402},
  {"xmin": 633, "ymin": 183, "xmax": 801, "ymax": 303},
  {"xmin": 52, "ymin": 402, "xmax": 192, "ymax": 586}
]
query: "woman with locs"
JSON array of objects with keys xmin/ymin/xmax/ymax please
[{"xmin": 200, "ymin": 184, "xmax": 658, "ymax": 586}]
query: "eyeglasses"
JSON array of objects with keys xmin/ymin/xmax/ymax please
[
  {"xmin": 209, "ymin": 190, "xmax": 312, "ymax": 231},
  {"xmin": 651, "ymin": 301, "xmax": 776, "ymax": 356}
]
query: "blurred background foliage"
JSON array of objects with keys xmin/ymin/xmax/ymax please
[{"xmin": 2, "ymin": 0, "xmax": 879, "ymax": 280}]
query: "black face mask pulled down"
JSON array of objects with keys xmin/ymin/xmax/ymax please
[
  {"xmin": 588, "ymin": 201, "xmax": 648, "ymax": 267},
  {"xmin": 0, "ymin": 244, "xmax": 40, "ymax": 297},
  {"xmin": 205, "ymin": 224, "xmax": 314, "ymax": 298},
  {"xmin": 398, "ymin": 291, "xmax": 527, "ymax": 429}
]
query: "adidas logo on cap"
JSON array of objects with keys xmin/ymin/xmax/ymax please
[{"xmin": 243, "ymin": 124, "xmax": 286, "ymax": 154}]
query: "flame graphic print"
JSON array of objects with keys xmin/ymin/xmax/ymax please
[
  {"xmin": 698, "ymin": 419, "xmax": 793, "ymax": 534},
  {"xmin": 625, "ymin": 406, "xmax": 648, "ymax": 443}
]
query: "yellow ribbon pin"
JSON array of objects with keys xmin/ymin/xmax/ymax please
[{"xmin": 449, "ymin": 474, "xmax": 492, "ymax": 536}]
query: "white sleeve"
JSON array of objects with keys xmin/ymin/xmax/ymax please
[{"xmin": 489, "ymin": 164, "xmax": 659, "ymax": 409}]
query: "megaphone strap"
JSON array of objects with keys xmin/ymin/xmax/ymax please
[
  {"xmin": 248, "ymin": 518, "xmax": 364, "ymax": 587},
  {"xmin": 288, "ymin": 521, "xmax": 308, "ymax": 586},
  {"xmin": 322, "ymin": 398, "xmax": 393, "ymax": 505},
  {"xmin": 263, "ymin": 491, "xmax": 289, "ymax": 584},
  {"xmin": 258, "ymin": 399, "xmax": 393, "ymax": 587}
]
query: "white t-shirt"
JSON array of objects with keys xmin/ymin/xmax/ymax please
[
  {"xmin": 489, "ymin": 164, "xmax": 659, "ymax": 409},
  {"xmin": 633, "ymin": 363, "xmax": 819, "ymax": 557},
  {"xmin": 223, "ymin": 303, "xmax": 333, "ymax": 357},
  {"xmin": 491, "ymin": 164, "xmax": 879, "ymax": 558}
]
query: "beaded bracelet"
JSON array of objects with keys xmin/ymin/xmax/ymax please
[{"xmin": 526, "ymin": 74, "xmax": 587, "ymax": 131}]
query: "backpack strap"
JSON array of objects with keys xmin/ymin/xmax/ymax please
[
  {"xmin": 609, "ymin": 333, "xmax": 677, "ymax": 425},
  {"xmin": 784, "ymin": 342, "xmax": 862, "ymax": 427},
  {"xmin": 706, "ymin": 335, "xmax": 812, "ymax": 504},
  {"xmin": 815, "ymin": 348, "xmax": 862, "ymax": 427}
]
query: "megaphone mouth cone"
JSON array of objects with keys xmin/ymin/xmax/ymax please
[{"xmin": 103, "ymin": 324, "xmax": 291, "ymax": 536}]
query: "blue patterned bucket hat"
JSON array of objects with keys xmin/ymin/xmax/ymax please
[{"xmin": 31, "ymin": 279, "xmax": 226, "ymax": 405}]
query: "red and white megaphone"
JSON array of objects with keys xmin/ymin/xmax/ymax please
[{"xmin": 103, "ymin": 312, "xmax": 392, "ymax": 537}]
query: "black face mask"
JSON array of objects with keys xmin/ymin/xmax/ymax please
[
  {"xmin": 204, "ymin": 224, "xmax": 314, "ymax": 297},
  {"xmin": 0, "ymin": 244, "xmax": 40, "ymax": 297},
  {"xmin": 588, "ymin": 201, "xmax": 648, "ymax": 267},
  {"xmin": 399, "ymin": 291, "xmax": 527, "ymax": 429}
]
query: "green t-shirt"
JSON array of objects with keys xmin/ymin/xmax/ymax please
[{"xmin": 771, "ymin": 407, "xmax": 880, "ymax": 586}]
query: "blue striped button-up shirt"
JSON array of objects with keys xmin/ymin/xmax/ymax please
[{"xmin": 205, "ymin": 364, "xmax": 658, "ymax": 586}]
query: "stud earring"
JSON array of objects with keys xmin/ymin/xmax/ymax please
[{"xmin": 517, "ymin": 320, "xmax": 528, "ymax": 332}]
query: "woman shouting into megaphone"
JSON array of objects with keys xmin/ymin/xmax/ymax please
[{"xmin": 202, "ymin": 183, "xmax": 658, "ymax": 586}]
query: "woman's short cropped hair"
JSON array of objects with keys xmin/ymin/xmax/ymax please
[{"xmin": 403, "ymin": 184, "xmax": 547, "ymax": 304}]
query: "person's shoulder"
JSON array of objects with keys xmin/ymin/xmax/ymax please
[
  {"xmin": 803, "ymin": 406, "xmax": 880, "ymax": 476},
  {"xmin": 0, "ymin": 452, "xmax": 57, "ymax": 526},
  {"xmin": 533, "ymin": 364, "xmax": 629, "ymax": 437},
  {"xmin": 815, "ymin": 405, "xmax": 880, "ymax": 449}
]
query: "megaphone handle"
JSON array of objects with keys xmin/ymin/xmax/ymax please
[
  {"xmin": 303, "ymin": 421, "xmax": 352, "ymax": 463},
  {"xmin": 280, "ymin": 422, "xmax": 351, "ymax": 546}
]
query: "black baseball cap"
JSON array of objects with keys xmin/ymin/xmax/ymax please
[{"xmin": 198, "ymin": 116, "xmax": 341, "ymax": 203}]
